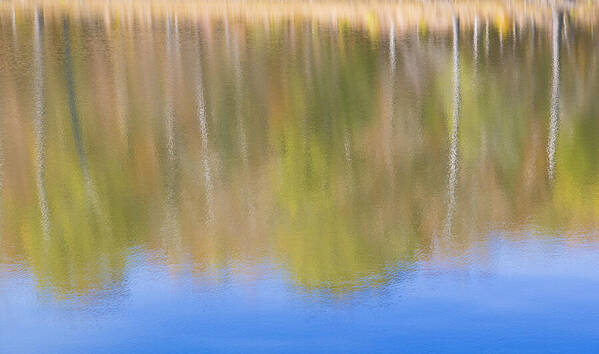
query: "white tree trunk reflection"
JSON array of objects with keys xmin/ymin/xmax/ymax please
[
  {"xmin": 163, "ymin": 11, "xmax": 182, "ymax": 251},
  {"xmin": 444, "ymin": 15, "xmax": 461, "ymax": 238},
  {"xmin": 195, "ymin": 28, "xmax": 215, "ymax": 224},
  {"xmin": 547, "ymin": 10, "xmax": 562, "ymax": 182},
  {"xmin": 33, "ymin": 7, "xmax": 50, "ymax": 239}
]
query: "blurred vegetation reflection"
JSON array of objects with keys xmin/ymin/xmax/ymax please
[{"xmin": 0, "ymin": 1, "xmax": 598, "ymax": 298}]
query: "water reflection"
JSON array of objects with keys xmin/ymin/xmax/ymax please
[
  {"xmin": 194, "ymin": 26, "xmax": 215, "ymax": 224},
  {"xmin": 547, "ymin": 10, "xmax": 562, "ymax": 182},
  {"xmin": 162, "ymin": 12, "xmax": 182, "ymax": 256},
  {"xmin": 33, "ymin": 6, "xmax": 50, "ymax": 240},
  {"xmin": 0, "ymin": 2, "xmax": 598, "ymax": 301},
  {"xmin": 443, "ymin": 15, "xmax": 461, "ymax": 239}
]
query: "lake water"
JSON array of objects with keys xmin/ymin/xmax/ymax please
[{"xmin": 1, "ymin": 2, "xmax": 599, "ymax": 352}]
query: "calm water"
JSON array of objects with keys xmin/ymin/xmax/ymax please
[{"xmin": 1, "ymin": 2, "xmax": 599, "ymax": 352}]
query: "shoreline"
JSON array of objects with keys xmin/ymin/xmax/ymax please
[{"xmin": 3, "ymin": 0, "xmax": 597, "ymax": 33}]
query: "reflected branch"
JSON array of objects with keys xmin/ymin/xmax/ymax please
[{"xmin": 63, "ymin": 17, "xmax": 110, "ymax": 234}]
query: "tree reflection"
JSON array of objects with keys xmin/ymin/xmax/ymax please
[
  {"xmin": 547, "ymin": 10, "xmax": 562, "ymax": 183},
  {"xmin": 33, "ymin": 6, "xmax": 50, "ymax": 240},
  {"xmin": 0, "ymin": 4, "xmax": 597, "ymax": 299},
  {"xmin": 444, "ymin": 15, "xmax": 460, "ymax": 238}
]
